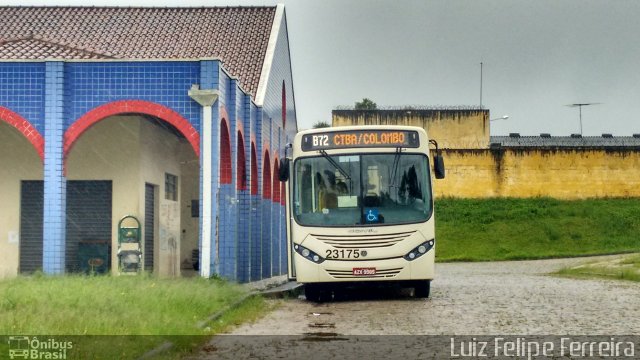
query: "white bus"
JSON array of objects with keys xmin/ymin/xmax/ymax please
[{"xmin": 278, "ymin": 125, "xmax": 445, "ymax": 301}]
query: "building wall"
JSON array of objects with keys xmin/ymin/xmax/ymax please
[
  {"xmin": 64, "ymin": 62, "xmax": 201, "ymax": 133},
  {"xmin": 0, "ymin": 63, "xmax": 46, "ymax": 135},
  {"xmin": 179, "ymin": 149, "xmax": 200, "ymax": 275},
  {"xmin": 0, "ymin": 122, "xmax": 43, "ymax": 278},
  {"xmin": 259, "ymin": 8, "xmax": 298, "ymax": 277},
  {"xmin": 332, "ymin": 109, "xmax": 489, "ymax": 149},
  {"xmin": 0, "ymin": 58, "xmax": 297, "ymax": 280},
  {"xmin": 437, "ymin": 148, "xmax": 640, "ymax": 199},
  {"xmin": 139, "ymin": 119, "xmax": 188, "ymax": 277}
]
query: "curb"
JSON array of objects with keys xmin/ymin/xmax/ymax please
[
  {"xmin": 196, "ymin": 291, "xmax": 258, "ymax": 329},
  {"xmin": 137, "ymin": 280, "xmax": 302, "ymax": 359},
  {"xmin": 260, "ymin": 281, "xmax": 304, "ymax": 299}
]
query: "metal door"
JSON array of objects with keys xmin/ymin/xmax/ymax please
[
  {"xmin": 19, "ymin": 181, "xmax": 44, "ymax": 273},
  {"xmin": 144, "ymin": 183, "xmax": 156, "ymax": 272}
]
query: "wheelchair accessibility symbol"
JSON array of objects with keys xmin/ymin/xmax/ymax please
[{"xmin": 365, "ymin": 209, "xmax": 379, "ymax": 223}]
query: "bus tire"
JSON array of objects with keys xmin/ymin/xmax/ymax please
[
  {"xmin": 305, "ymin": 284, "xmax": 322, "ymax": 302},
  {"xmin": 414, "ymin": 280, "xmax": 431, "ymax": 298}
]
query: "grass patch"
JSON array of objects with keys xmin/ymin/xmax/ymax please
[
  {"xmin": 435, "ymin": 198, "xmax": 640, "ymax": 262},
  {"xmin": 555, "ymin": 254, "xmax": 640, "ymax": 282},
  {"xmin": 0, "ymin": 274, "xmax": 268, "ymax": 358}
]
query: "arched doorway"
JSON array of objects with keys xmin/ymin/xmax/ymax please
[
  {"xmin": 219, "ymin": 119, "xmax": 232, "ymax": 185},
  {"xmin": 64, "ymin": 101, "xmax": 200, "ymax": 276},
  {"xmin": 0, "ymin": 112, "xmax": 44, "ymax": 277},
  {"xmin": 250, "ymin": 142, "xmax": 260, "ymax": 280},
  {"xmin": 237, "ymin": 132, "xmax": 246, "ymax": 191},
  {"xmin": 262, "ymin": 150, "xmax": 272, "ymax": 278}
]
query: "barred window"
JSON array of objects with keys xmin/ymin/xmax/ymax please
[{"xmin": 165, "ymin": 173, "xmax": 178, "ymax": 201}]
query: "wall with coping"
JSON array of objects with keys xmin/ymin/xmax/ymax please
[
  {"xmin": 436, "ymin": 148, "xmax": 640, "ymax": 199},
  {"xmin": 333, "ymin": 109, "xmax": 489, "ymax": 149}
]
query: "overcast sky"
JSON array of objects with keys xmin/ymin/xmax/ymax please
[{"xmin": 7, "ymin": 0, "xmax": 640, "ymax": 135}]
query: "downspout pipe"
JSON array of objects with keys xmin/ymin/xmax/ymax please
[{"xmin": 189, "ymin": 85, "xmax": 220, "ymax": 278}]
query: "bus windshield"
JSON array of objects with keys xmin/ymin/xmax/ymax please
[{"xmin": 293, "ymin": 153, "xmax": 432, "ymax": 227}]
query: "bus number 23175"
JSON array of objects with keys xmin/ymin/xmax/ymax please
[{"xmin": 325, "ymin": 249, "xmax": 361, "ymax": 259}]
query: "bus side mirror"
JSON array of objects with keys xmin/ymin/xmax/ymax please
[
  {"xmin": 434, "ymin": 155, "xmax": 445, "ymax": 179},
  {"xmin": 279, "ymin": 158, "xmax": 290, "ymax": 182}
]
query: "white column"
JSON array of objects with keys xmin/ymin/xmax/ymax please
[{"xmin": 189, "ymin": 86, "xmax": 219, "ymax": 278}]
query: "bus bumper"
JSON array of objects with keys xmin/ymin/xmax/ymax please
[{"xmin": 293, "ymin": 250, "xmax": 435, "ymax": 284}]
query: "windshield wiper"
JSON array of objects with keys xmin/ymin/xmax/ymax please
[
  {"xmin": 319, "ymin": 150, "xmax": 351, "ymax": 182},
  {"xmin": 390, "ymin": 147, "xmax": 402, "ymax": 190}
]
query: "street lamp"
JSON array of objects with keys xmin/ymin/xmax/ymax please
[
  {"xmin": 566, "ymin": 103, "xmax": 600, "ymax": 136},
  {"xmin": 490, "ymin": 115, "xmax": 509, "ymax": 121}
]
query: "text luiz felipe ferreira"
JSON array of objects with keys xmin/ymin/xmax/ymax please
[{"xmin": 450, "ymin": 337, "xmax": 635, "ymax": 359}]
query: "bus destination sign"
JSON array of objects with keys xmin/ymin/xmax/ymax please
[{"xmin": 301, "ymin": 130, "xmax": 420, "ymax": 151}]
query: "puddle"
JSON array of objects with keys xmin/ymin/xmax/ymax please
[
  {"xmin": 308, "ymin": 323, "xmax": 336, "ymax": 328},
  {"xmin": 308, "ymin": 312, "xmax": 334, "ymax": 316},
  {"xmin": 301, "ymin": 332, "xmax": 348, "ymax": 342}
]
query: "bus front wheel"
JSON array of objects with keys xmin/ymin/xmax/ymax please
[{"xmin": 414, "ymin": 280, "xmax": 431, "ymax": 298}]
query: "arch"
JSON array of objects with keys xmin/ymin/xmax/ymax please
[
  {"xmin": 262, "ymin": 150, "xmax": 271, "ymax": 200},
  {"xmin": 0, "ymin": 106, "xmax": 44, "ymax": 161},
  {"xmin": 219, "ymin": 118, "xmax": 232, "ymax": 185},
  {"xmin": 64, "ymin": 100, "xmax": 200, "ymax": 158},
  {"xmin": 281, "ymin": 81, "xmax": 286, "ymax": 131},
  {"xmin": 237, "ymin": 131, "xmax": 247, "ymax": 191},
  {"xmin": 272, "ymin": 158, "xmax": 280, "ymax": 203},
  {"xmin": 250, "ymin": 142, "xmax": 258, "ymax": 195}
]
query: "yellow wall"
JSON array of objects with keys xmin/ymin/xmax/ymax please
[
  {"xmin": 0, "ymin": 122, "xmax": 43, "ymax": 278},
  {"xmin": 436, "ymin": 149, "xmax": 640, "ymax": 199},
  {"xmin": 332, "ymin": 109, "xmax": 490, "ymax": 149},
  {"xmin": 331, "ymin": 109, "xmax": 640, "ymax": 199}
]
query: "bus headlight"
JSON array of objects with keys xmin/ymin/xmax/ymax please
[
  {"xmin": 404, "ymin": 239, "xmax": 435, "ymax": 261},
  {"xmin": 294, "ymin": 244, "xmax": 325, "ymax": 264}
]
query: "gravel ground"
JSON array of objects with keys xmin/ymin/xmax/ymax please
[
  {"xmin": 231, "ymin": 255, "xmax": 640, "ymax": 335},
  {"xmin": 192, "ymin": 256, "xmax": 640, "ymax": 359}
]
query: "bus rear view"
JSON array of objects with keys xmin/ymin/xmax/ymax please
[{"xmin": 279, "ymin": 126, "xmax": 445, "ymax": 301}]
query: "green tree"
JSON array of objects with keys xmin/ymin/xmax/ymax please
[
  {"xmin": 354, "ymin": 98, "xmax": 377, "ymax": 110},
  {"xmin": 313, "ymin": 121, "xmax": 331, "ymax": 128}
]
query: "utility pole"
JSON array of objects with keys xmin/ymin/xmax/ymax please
[{"xmin": 480, "ymin": 62, "xmax": 483, "ymax": 109}]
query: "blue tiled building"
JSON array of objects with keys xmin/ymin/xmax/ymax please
[{"xmin": 0, "ymin": 5, "xmax": 296, "ymax": 281}]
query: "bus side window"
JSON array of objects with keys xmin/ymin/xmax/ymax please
[
  {"xmin": 315, "ymin": 172, "xmax": 326, "ymax": 211},
  {"xmin": 298, "ymin": 165, "xmax": 309, "ymax": 213}
]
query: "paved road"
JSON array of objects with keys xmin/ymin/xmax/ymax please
[
  {"xmin": 233, "ymin": 256, "xmax": 640, "ymax": 335},
  {"xmin": 193, "ymin": 256, "xmax": 640, "ymax": 359}
]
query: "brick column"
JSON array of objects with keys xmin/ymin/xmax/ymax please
[{"xmin": 42, "ymin": 61, "xmax": 66, "ymax": 274}]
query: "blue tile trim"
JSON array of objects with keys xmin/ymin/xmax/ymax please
[{"xmin": 42, "ymin": 61, "xmax": 66, "ymax": 274}]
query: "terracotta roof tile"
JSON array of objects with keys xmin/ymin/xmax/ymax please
[
  {"xmin": 0, "ymin": 38, "xmax": 111, "ymax": 59},
  {"xmin": 0, "ymin": 6, "xmax": 276, "ymax": 95}
]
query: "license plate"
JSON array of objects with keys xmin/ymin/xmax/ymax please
[{"xmin": 352, "ymin": 267, "xmax": 376, "ymax": 276}]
